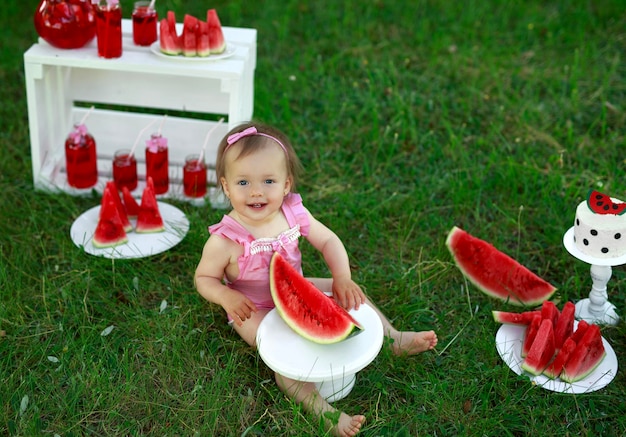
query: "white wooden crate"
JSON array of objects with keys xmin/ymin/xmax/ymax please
[{"xmin": 24, "ymin": 19, "xmax": 256, "ymax": 200}]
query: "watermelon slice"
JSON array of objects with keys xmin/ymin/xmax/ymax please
[
  {"xmin": 182, "ymin": 14, "xmax": 198, "ymax": 57},
  {"xmin": 540, "ymin": 301, "xmax": 559, "ymax": 329},
  {"xmin": 159, "ymin": 11, "xmax": 182, "ymax": 55},
  {"xmin": 492, "ymin": 310, "xmax": 541, "ymax": 325},
  {"xmin": 587, "ymin": 190, "xmax": 626, "ymax": 215},
  {"xmin": 521, "ymin": 313, "xmax": 542, "ymax": 357},
  {"xmin": 446, "ymin": 226, "xmax": 557, "ymax": 306},
  {"xmin": 570, "ymin": 319, "xmax": 590, "ymax": 343},
  {"xmin": 269, "ymin": 252, "xmax": 362, "ymax": 344},
  {"xmin": 121, "ymin": 186, "xmax": 140, "ymax": 218},
  {"xmin": 103, "ymin": 182, "xmax": 132, "ymax": 233},
  {"xmin": 543, "ymin": 336, "xmax": 577, "ymax": 379},
  {"xmin": 93, "ymin": 197, "xmax": 128, "ymax": 248},
  {"xmin": 136, "ymin": 178, "xmax": 165, "ymax": 233},
  {"xmin": 553, "ymin": 301, "xmax": 575, "ymax": 351},
  {"xmin": 521, "ymin": 318, "xmax": 555, "ymax": 376},
  {"xmin": 206, "ymin": 9, "xmax": 226, "ymax": 54},
  {"xmin": 196, "ymin": 20, "xmax": 210, "ymax": 57},
  {"xmin": 560, "ymin": 324, "xmax": 606, "ymax": 383}
]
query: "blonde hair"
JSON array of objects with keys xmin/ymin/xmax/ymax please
[{"xmin": 215, "ymin": 122, "xmax": 302, "ymax": 192}]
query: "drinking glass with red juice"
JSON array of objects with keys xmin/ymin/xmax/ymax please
[
  {"xmin": 112, "ymin": 149, "xmax": 138, "ymax": 191},
  {"xmin": 65, "ymin": 123, "xmax": 98, "ymax": 189},
  {"xmin": 145, "ymin": 134, "xmax": 169, "ymax": 195},
  {"xmin": 94, "ymin": 0, "xmax": 122, "ymax": 58},
  {"xmin": 183, "ymin": 154, "xmax": 207, "ymax": 198},
  {"xmin": 132, "ymin": 1, "xmax": 158, "ymax": 46}
]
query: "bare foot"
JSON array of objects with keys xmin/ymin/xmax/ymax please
[
  {"xmin": 390, "ymin": 330, "xmax": 438, "ymax": 356},
  {"xmin": 331, "ymin": 413, "xmax": 365, "ymax": 437}
]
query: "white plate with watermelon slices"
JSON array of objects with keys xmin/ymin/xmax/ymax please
[
  {"xmin": 70, "ymin": 202, "xmax": 189, "ymax": 259},
  {"xmin": 495, "ymin": 322, "xmax": 617, "ymax": 393},
  {"xmin": 150, "ymin": 41, "xmax": 237, "ymax": 62}
]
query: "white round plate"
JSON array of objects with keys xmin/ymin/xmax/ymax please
[
  {"xmin": 495, "ymin": 322, "xmax": 618, "ymax": 393},
  {"xmin": 563, "ymin": 227, "xmax": 626, "ymax": 266},
  {"xmin": 150, "ymin": 41, "xmax": 236, "ymax": 61},
  {"xmin": 70, "ymin": 202, "xmax": 189, "ymax": 259}
]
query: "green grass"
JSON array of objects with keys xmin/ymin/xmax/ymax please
[{"xmin": 2, "ymin": 0, "xmax": 626, "ymax": 435}]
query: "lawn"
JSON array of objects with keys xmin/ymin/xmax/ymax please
[{"xmin": 1, "ymin": 0, "xmax": 625, "ymax": 435}]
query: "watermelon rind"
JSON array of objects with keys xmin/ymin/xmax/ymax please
[
  {"xmin": 446, "ymin": 226, "xmax": 557, "ymax": 306},
  {"xmin": 269, "ymin": 252, "xmax": 362, "ymax": 344}
]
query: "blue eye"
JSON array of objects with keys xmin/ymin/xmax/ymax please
[
  {"xmin": 237, "ymin": 180, "xmax": 248, "ymax": 186},
  {"xmin": 265, "ymin": 179, "xmax": 275, "ymax": 184}
]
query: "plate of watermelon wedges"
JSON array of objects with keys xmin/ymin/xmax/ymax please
[
  {"xmin": 70, "ymin": 179, "xmax": 189, "ymax": 259},
  {"xmin": 494, "ymin": 301, "xmax": 618, "ymax": 394},
  {"xmin": 152, "ymin": 9, "xmax": 236, "ymax": 62}
]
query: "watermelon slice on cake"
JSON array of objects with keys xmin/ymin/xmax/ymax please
[{"xmin": 136, "ymin": 177, "xmax": 165, "ymax": 234}]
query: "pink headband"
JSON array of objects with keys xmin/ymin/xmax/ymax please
[{"xmin": 226, "ymin": 126, "xmax": 288, "ymax": 154}]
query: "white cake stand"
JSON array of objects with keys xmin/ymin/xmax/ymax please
[
  {"xmin": 563, "ymin": 227, "xmax": 625, "ymax": 325},
  {"xmin": 256, "ymin": 303, "xmax": 384, "ymax": 402}
]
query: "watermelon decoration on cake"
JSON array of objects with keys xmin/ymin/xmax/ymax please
[
  {"xmin": 269, "ymin": 252, "xmax": 363, "ymax": 344},
  {"xmin": 587, "ymin": 190, "xmax": 626, "ymax": 215},
  {"xmin": 121, "ymin": 186, "xmax": 140, "ymax": 218},
  {"xmin": 136, "ymin": 177, "xmax": 165, "ymax": 233},
  {"xmin": 207, "ymin": 9, "xmax": 226, "ymax": 54},
  {"xmin": 446, "ymin": 226, "xmax": 557, "ymax": 306},
  {"xmin": 494, "ymin": 303, "xmax": 606, "ymax": 382},
  {"xmin": 93, "ymin": 197, "xmax": 128, "ymax": 248}
]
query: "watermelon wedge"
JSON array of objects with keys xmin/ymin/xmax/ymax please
[
  {"xmin": 553, "ymin": 301, "xmax": 575, "ymax": 351},
  {"xmin": 446, "ymin": 226, "xmax": 557, "ymax": 306},
  {"xmin": 103, "ymin": 181, "xmax": 132, "ymax": 233},
  {"xmin": 540, "ymin": 301, "xmax": 559, "ymax": 329},
  {"xmin": 136, "ymin": 177, "xmax": 165, "ymax": 234},
  {"xmin": 159, "ymin": 11, "xmax": 182, "ymax": 55},
  {"xmin": 269, "ymin": 252, "xmax": 363, "ymax": 344},
  {"xmin": 492, "ymin": 310, "xmax": 541, "ymax": 325},
  {"xmin": 196, "ymin": 20, "xmax": 210, "ymax": 57},
  {"xmin": 182, "ymin": 14, "xmax": 198, "ymax": 57},
  {"xmin": 121, "ymin": 186, "xmax": 140, "ymax": 218},
  {"xmin": 521, "ymin": 313, "xmax": 542, "ymax": 357},
  {"xmin": 206, "ymin": 9, "xmax": 226, "ymax": 54},
  {"xmin": 560, "ymin": 324, "xmax": 606, "ymax": 383},
  {"xmin": 521, "ymin": 318, "xmax": 555, "ymax": 376},
  {"xmin": 93, "ymin": 197, "xmax": 128, "ymax": 248},
  {"xmin": 543, "ymin": 336, "xmax": 577, "ymax": 379}
]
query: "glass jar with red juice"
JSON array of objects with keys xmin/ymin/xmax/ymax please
[
  {"xmin": 145, "ymin": 133, "xmax": 169, "ymax": 195},
  {"xmin": 65, "ymin": 123, "xmax": 98, "ymax": 188},
  {"xmin": 132, "ymin": 1, "xmax": 158, "ymax": 46},
  {"xmin": 94, "ymin": 0, "xmax": 122, "ymax": 58}
]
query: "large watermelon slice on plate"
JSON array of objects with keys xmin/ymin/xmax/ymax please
[
  {"xmin": 446, "ymin": 226, "xmax": 557, "ymax": 306},
  {"xmin": 136, "ymin": 177, "xmax": 165, "ymax": 234},
  {"xmin": 269, "ymin": 252, "xmax": 362, "ymax": 344},
  {"xmin": 93, "ymin": 197, "xmax": 128, "ymax": 248},
  {"xmin": 206, "ymin": 9, "xmax": 226, "ymax": 54}
]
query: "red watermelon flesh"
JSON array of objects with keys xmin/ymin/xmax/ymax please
[
  {"xmin": 553, "ymin": 301, "xmax": 575, "ymax": 350},
  {"xmin": 136, "ymin": 178, "xmax": 165, "ymax": 234},
  {"xmin": 492, "ymin": 310, "xmax": 541, "ymax": 325},
  {"xmin": 521, "ymin": 318, "xmax": 555, "ymax": 376},
  {"xmin": 522, "ymin": 313, "xmax": 542, "ymax": 357},
  {"xmin": 543, "ymin": 336, "xmax": 577, "ymax": 379},
  {"xmin": 196, "ymin": 20, "xmax": 210, "ymax": 57},
  {"xmin": 560, "ymin": 324, "xmax": 606, "ymax": 383},
  {"xmin": 93, "ymin": 197, "xmax": 128, "ymax": 248},
  {"xmin": 121, "ymin": 186, "xmax": 140, "ymax": 218},
  {"xmin": 103, "ymin": 181, "xmax": 132, "ymax": 233},
  {"xmin": 570, "ymin": 320, "xmax": 590, "ymax": 343},
  {"xmin": 182, "ymin": 14, "xmax": 198, "ymax": 57},
  {"xmin": 446, "ymin": 226, "xmax": 557, "ymax": 306},
  {"xmin": 159, "ymin": 11, "xmax": 181, "ymax": 55},
  {"xmin": 207, "ymin": 9, "xmax": 226, "ymax": 54},
  {"xmin": 540, "ymin": 301, "xmax": 559, "ymax": 329},
  {"xmin": 269, "ymin": 252, "xmax": 362, "ymax": 344}
]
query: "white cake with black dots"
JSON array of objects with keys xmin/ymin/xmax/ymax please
[{"xmin": 573, "ymin": 191, "xmax": 626, "ymax": 259}]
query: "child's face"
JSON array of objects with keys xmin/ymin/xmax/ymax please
[{"xmin": 220, "ymin": 142, "xmax": 292, "ymax": 224}]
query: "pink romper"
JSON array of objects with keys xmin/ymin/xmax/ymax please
[{"xmin": 208, "ymin": 193, "xmax": 311, "ymax": 321}]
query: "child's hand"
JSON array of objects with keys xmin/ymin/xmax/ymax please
[
  {"xmin": 332, "ymin": 278, "xmax": 366, "ymax": 311},
  {"xmin": 220, "ymin": 289, "xmax": 258, "ymax": 326}
]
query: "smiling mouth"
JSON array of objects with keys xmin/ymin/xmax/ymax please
[{"xmin": 249, "ymin": 203, "xmax": 266, "ymax": 209}]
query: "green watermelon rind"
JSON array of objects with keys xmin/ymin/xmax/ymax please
[
  {"xmin": 269, "ymin": 253, "xmax": 362, "ymax": 344},
  {"xmin": 446, "ymin": 226, "xmax": 557, "ymax": 307}
]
